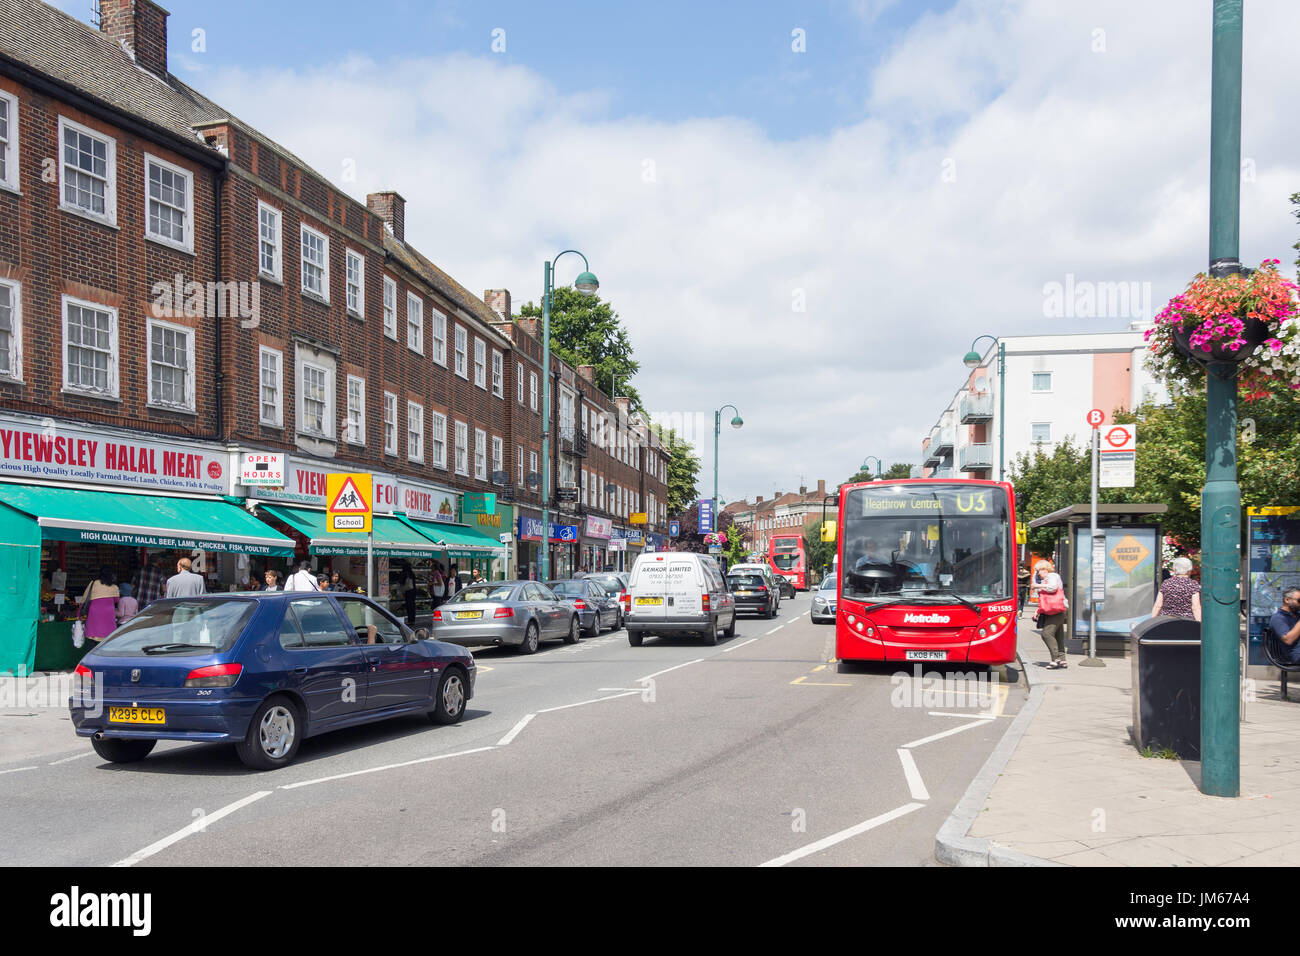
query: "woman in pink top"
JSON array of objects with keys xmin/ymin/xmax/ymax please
[
  {"xmin": 116, "ymin": 582, "xmax": 139, "ymax": 624},
  {"xmin": 78, "ymin": 566, "xmax": 120, "ymax": 644}
]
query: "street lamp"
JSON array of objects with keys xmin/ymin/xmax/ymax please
[
  {"xmin": 713, "ymin": 404, "xmax": 743, "ymax": 535},
  {"xmin": 860, "ymin": 456, "xmax": 883, "ymax": 480},
  {"xmin": 964, "ymin": 335, "xmax": 1006, "ymax": 482},
  {"xmin": 540, "ymin": 251, "xmax": 599, "ymax": 582}
]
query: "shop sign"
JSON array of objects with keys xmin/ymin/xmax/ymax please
[
  {"xmin": 477, "ymin": 512, "xmax": 503, "ymax": 528},
  {"xmin": 549, "ymin": 523, "xmax": 578, "ymax": 543},
  {"xmin": 609, "ymin": 538, "xmax": 627, "ymax": 552},
  {"xmin": 399, "ymin": 480, "xmax": 457, "ymax": 522},
  {"xmin": 463, "ymin": 493, "xmax": 496, "ymax": 515},
  {"xmin": 41, "ymin": 525, "xmax": 291, "ymax": 556},
  {"xmin": 630, "ymin": 512, "xmax": 647, "ymax": 525},
  {"xmin": 246, "ymin": 457, "xmax": 391, "ymax": 509},
  {"xmin": 584, "ymin": 515, "xmax": 612, "ymax": 539},
  {"xmin": 239, "ymin": 452, "xmax": 284, "ymax": 487},
  {"xmin": 0, "ymin": 415, "xmax": 227, "ymax": 494},
  {"xmin": 518, "ymin": 516, "xmax": 546, "ymax": 541}
]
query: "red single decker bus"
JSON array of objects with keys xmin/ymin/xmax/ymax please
[
  {"xmin": 834, "ymin": 478, "xmax": 1017, "ymax": 665},
  {"xmin": 768, "ymin": 534, "xmax": 807, "ymax": 591}
]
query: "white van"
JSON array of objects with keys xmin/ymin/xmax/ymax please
[{"xmin": 623, "ymin": 552, "xmax": 737, "ymax": 646}]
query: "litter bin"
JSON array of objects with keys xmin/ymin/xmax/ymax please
[{"xmin": 1130, "ymin": 616, "xmax": 1200, "ymax": 761}]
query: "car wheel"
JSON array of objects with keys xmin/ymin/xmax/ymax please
[
  {"xmin": 702, "ymin": 622, "xmax": 718, "ymax": 646},
  {"xmin": 564, "ymin": 616, "xmax": 580, "ymax": 644},
  {"xmin": 723, "ymin": 613, "xmax": 736, "ymax": 638},
  {"xmin": 235, "ymin": 695, "xmax": 301, "ymax": 771},
  {"xmin": 90, "ymin": 737, "xmax": 156, "ymax": 764},
  {"xmin": 614, "ymin": 610, "xmax": 624, "ymax": 631},
  {"xmin": 428, "ymin": 666, "xmax": 468, "ymax": 725},
  {"xmin": 519, "ymin": 622, "xmax": 540, "ymax": 655},
  {"xmin": 583, "ymin": 613, "xmax": 599, "ymax": 638}
]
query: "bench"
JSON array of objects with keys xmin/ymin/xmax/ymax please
[{"xmin": 1262, "ymin": 630, "xmax": 1300, "ymax": 701}]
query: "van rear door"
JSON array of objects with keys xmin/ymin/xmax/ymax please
[{"xmin": 664, "ymin": 557, "xmax": 704, "ymax": 617}]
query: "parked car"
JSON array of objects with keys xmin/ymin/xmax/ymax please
[
  {"xmin": 728, "ymin": 563, "xmax": 787, "ymax": 607},
  {"xmin": 727, "ymin": 571, "xmax": 779, "ymax": 618},
  {"xmin": 623, "ymin": 552, "xmax": 737, "ymax": 647},
  {"xmin": 811, "ymin": 574, "xmax": 838, "ymax": 624},
  {"xmin": 433, "ymin": 581, "xmax": 580, "ymax": 653},
  {"xmin": 588, "ymin": 572, "xmax": 629, "ymax": 598},
  {"xmin": 68, "ymin": 593, "xmax": 475, "ymax": 771},
  {"xmin": 547, "ymin": 578, "xmax": 623, "ymax": 636}
]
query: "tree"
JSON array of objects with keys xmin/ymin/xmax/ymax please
[
  {"xmin": 653, "ymin": 423, "xmax": 701, "ymax": 516},
  {"xmin": 519, "ymin": 287, "xmax": 642, "ymax": 410},
  {"xmin": 844, "ymin": 461, "xmax": 914, "ymax": 485},
  {"xmin": 803, "ymin": 522, "xmax": 836, "ymax": 579}
]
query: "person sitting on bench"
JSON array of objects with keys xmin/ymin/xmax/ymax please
[{"xmin": 1270, "ymin": 587, "xmax": 1300, "ymax": 665}]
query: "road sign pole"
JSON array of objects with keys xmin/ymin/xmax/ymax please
[
  {"xmin": 1080, "ymin": 426, "xmax": 1105, "ymax": 667},
  {"xmin": 367, "ymin": 530, "xmax": 374, "ymax": 597}
]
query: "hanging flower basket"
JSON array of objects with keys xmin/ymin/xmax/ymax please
[{"xmin": 1145, "ymin": 260, "xmax": 1300, "ymax": 391}]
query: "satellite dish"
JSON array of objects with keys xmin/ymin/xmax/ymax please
[{"xmin": 974, "ymin": 375, "xmax": 989, "ymax": 393}]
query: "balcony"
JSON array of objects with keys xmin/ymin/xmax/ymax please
[
  {"xmin": 574, "ymin": 427, "xmax": 588, "ymax": 457},
  {"xmin": 959, "ymin": 443, "xmax": 994, "ymax": 472},
  {"xmin": 931, "ymin": 427, "xmax": 954, "ymax": 456},
  {"xmin": 959, "ymin": 393, "xmax": 993, "ymax": 424},
  {"xmin": 932, "ymin": 467, "xmax": 954, "ymax": 479}
]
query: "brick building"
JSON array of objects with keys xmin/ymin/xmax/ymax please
[{"xmin": 0, "ymin": 0, "xmax": 667, "ymax": 670}]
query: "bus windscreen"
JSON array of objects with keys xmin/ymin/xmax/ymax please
[{"xmin": 841, "ymin": 484, "xmax": 1010, "ymax": 603}]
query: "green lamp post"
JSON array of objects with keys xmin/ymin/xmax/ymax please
[
  {"xmin": 963, "ymin": 336, "xmax": 1006, "ymax": 482},
  {"xmin": 860, "ymin": 456, "xmax": 883, "ymax": 480},
  {"xmin": 539, "ymin": 251, "xmax": 599, "ymax": 582},
  {"xmin": 713, "ymin": 405, "xmax": 743, "ymax": 534}
]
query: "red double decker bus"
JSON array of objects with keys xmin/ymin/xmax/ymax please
[
  {"xmin": 833, "ymin": 478, "xmax": 1017, "ymax": 665},
  {"xmin": 768, "ymin": 534, "xmax": 807, "ymax": 591}
]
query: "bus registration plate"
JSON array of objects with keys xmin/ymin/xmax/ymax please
[{"xmin": 905, "ymin": 650, "xmax": 947, "ymax": 661}]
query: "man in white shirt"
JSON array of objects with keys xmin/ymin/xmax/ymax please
[{"xmin": 283, "ymin": 560, "xmax": 320, "ymax": 592}]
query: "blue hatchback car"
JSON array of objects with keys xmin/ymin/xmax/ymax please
[{"xmin": 70, "ymin": 592, "xmax": 476, "ymax": 770}]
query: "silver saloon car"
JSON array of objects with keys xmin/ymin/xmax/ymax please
[
  {"xmin": 811, "ymin": 575, "xmax": 838, "ymax": 624},
  {"xmin": 432, "ymin": 581, "xmax": 580, "ymax": 654}
]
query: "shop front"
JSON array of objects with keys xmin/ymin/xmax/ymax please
[
  {"xmin": 464, "ymin": 498, "xmax": 514, "ymax": 580},
  {"xmin": 611, "ymin": 527, "xmax": 644, "ymax": 571},
  {"xmin": 644, "ymin": 532, "xmax": 666, "ymax": 554},
  {"xmin": 548, "ymin": 522, "xmax": 578, "ymax": 579},
  {"xmin": 581, "ymin": 515, "xmax": 613, "ymax": 573},
  {"xmin": 399, "ymin": 517, "xmax": 506, "ymax": 584},
  {"xmin": 516, "ymin": 514, "xmax": 545, "ymax": 580},
  {"xmin": 0, "ymin": 416, "xmax": 298, "ymax": 674}
]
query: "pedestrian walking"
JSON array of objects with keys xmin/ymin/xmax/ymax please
[
  {"xmin": 329, "ymin": 570, "xmax": 347, "ymax": 592},
  {"xmin": 1032, "ymin": 559, "xmax": 1069, "ymax": 669},
  {"xmin": 116, "ymin": 582, "xmax": 138, "ymax": 624},
  {"xmin": 283, "ymin": 559, "xmax": 320, "ymax": 592},
  {"xmin": 132, "ymin": 556, "xmax": 167, "ymax": 608},
  {"xmin": 77, "ymin": 566, "xmax": 120, "ymax": 644},
  {"xmin": 165, "ymin": 557, "xmax": 207, "ymax": 598},
  {"xmin": 398, "ymin": 561, "xmax": 418, "ymax": 625},
  {"xmin": 449, "ymin": 564, "xmax": 461, "ymax": 595},
  {"xmin": 429, "ymin": 562, "xmax": 445, "ymax": 609},
  {"xmin": 1150, "ymin": 556, "xmax": 1201, "ymax": 622},
  {"xmin": 263, "ymin": 569, "xmax": 281, "ymax": 591},
  {"xmin": 1017, "ymin": 561, "xmax": 1032, "ymax": 616}
]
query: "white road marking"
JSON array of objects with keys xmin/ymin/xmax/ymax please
[
  {"xmin": 758, "ymin": 802, "xmax": 925, "ymax": 867},
  {"xmin": 279, "ymin": 746, "xmax": 495, "ymax": 790},
  {"xmin": 48, "ymin": 751, "xmax": 93, "ymax": 765},
  {"xmin": 764, "ymin": 625, "xmax": 784, "ymax": 635},
  {"xmin": 113, "ymin": 790, "xmax": 273, "ymax": 867},
  {"xmin": 927, "ymin": 712, "xmax": 997, "ymax": 720},
  {"xmin": 721, "ymin": 638, "xmax": 758, "ymax": 653},
  {"xmin": 897, "ymin": 748, "xmax": 930, "ymax": 801},
  {"xmin": 537, "ymin": 691, "xmax": 638, "ymax": 714},
  {"xmin": 597, "ymin": 688, "xmax": 643, "ymax": 692},
  {"xmin": 0, "ymin": 765, "xmax": 37, "ymax": 775},
  {"xmin": 636, "ymin": 659, "xmax": 704, "ymax": 684},
  {"xmin": 901, "ymin": 719, "xmax": 991, "ymax": 750},
  {"xmin": 497, "ymin": 714, "xmax": 535, "ymax": 746}
]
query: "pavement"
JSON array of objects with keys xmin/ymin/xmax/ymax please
[{"xmin": 937, "ymin": 615, "xmax": 1300, "ymax": 866}]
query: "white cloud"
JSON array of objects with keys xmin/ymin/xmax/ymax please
[{"xmin": 198, "ymin": 0, "xmax": 1300, "ymax": 504}]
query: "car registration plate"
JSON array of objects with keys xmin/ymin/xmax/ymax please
[
  {"xmin": 456, "ymin": 611, "xmax": 483, "ymax": 620},
  {"xmin": 737, "ymin": 590, "xmax": 752, "ymax": 596},
  {"xmin": 108, "ymin": 706, "xmax": 165, "ymax": 725},
  {"xmin": 635, "ymin": 597, "xmax": 663, "ymax": 606},
  {"xmin": 905, "ymin": 650, "xmax": 948, "ymax": 661}
]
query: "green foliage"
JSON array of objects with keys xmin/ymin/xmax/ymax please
[
  {"xmin": 722, "ymin": 519, "xmax": 749, "ymax": 566},
  {"xmin": 1292, "ymin": 191, "xmax": 1300, "ymax": 277},
  {"xmin": 1010, "ymin": 378, "xmax": 1300, "ymax": 553},
  {"xmin": 652, "ymin": 423, "xmax": 701, "ymax": 517},
  {"xmin": 519, "ymin": 287, "xmax": 642, "ymax": 410},
  {"xmin": 803, "ymin": 523, "xmax": 836, "ymax": 578}
]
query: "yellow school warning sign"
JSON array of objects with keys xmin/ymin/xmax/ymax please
[
  {"xmin": 327, "ymin": 473, "xmax": 372, "ymax": 533},
  {"xmin": 1109, "ymin": 533, "xmax": 1150, "ymax": 575}
]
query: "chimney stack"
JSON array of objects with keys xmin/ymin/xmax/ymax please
[
  {"xmin": 577, "ymin": 365, "xmax": 596, "ymax": 384},
  {"xmin": 799, "ymin": 484, "xmax": 807, "ymax": 496},
  {"xmin": 817, "ymin": 479, "xmax": 826, "ymax": 496},
  {"xmin": 484, "ymin": 289, "xmax": 512, "ymax": 321},
  {"xmin": 100, "ymin": 0, "xmax": 169, "ymax": 77},
  {"xmin": 516, "ymin": 317, "xmax": 540, "ymax": 340},
  {"xmin": 366, "ymin": 191, "xmax": 406, "ymax": 242},
  {"xmin": 755, "ymin": 495, "xmax": 763, "ymax": 504}
]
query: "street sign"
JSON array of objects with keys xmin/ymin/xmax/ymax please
[
  {"xmin": 1086, "ymin": 408, "xmax": 1105, "ymax": 427},
  {"xmin": 669, "ymin": 520, "xmax": 680, "ymax": 537},
  {"xmin": 240, "ymin": 452, "xmax": 284, "ymax": 488},
  {"xmin": 697, "ymin": 498, "xmax": 715, "ymax": 534},
  {"xmin": 1091, "ymin": 535, "xmax": 1107, "ymax": 602},
  {"xmin": 326, "ymin": 473, "xmax": 372, "ymax": 533},
  {"xmin": 630, "ymin": 512, "xmax": 647, "ymax": 525},
  {"xmin": 498, "ymin": 532, "xmax": 513, "ymax": 544},
  {"xmin": 556, "ymin": 487, "xmax": 579, "ymax": 503},
  {"xmin": 1099, "ymin": 424, "xmax": 1137, "ymax": 488}
]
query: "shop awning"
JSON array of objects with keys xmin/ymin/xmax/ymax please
[
  {"xmin": 400, "ymin": 517, "xmax": 505, "ymax": 559},
  {"xmin": 258, "ymin": 504, "xmax": 443, "ymax": 558},
  {"xmin": 0, "ymin": 483, "xmax": 296, "ymax": 556}
]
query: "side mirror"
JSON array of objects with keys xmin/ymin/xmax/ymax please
[
  {"xmin": 820, "ymin": 521, "xmax": 838, "ymax": 543},
  {"xmin": 413, "ymin": 627, "xmax": 431, "ymax": 642}
]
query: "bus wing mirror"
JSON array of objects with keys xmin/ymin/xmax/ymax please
[{"xmin": 820, "ymin": 521, "xmax": 837, "ymax": 543}]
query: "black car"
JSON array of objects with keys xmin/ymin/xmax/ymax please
[
  {"xmin": 547, "ymin": 578, "xmax": 622, "ymax": 636},
  {"xmin": 727, "ymin": 572, "xmax": 778, "ymax": 618}
]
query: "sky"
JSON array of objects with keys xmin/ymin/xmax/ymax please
[{"xmin": 56, "ymin": 0, "xmax": 1300, "ymax": 505}]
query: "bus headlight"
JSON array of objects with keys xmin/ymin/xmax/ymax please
[
  {"xmin": 847, "ymin": 615, "xmax": 856, "ymax": 626},
  {"xmin": 997, "ymin": 616, "xmax": 1008, "ymax": 626},
  {"xmin": 979, "ymin": 628, "xmax": 987, "ymax": 638},
  {"xmin": 855, "ymin": 622, "xmax": 864, "ymax": 632},
  {"xmin": 866, "ymin": 626, "xmax": 874, "ymax": 637}
]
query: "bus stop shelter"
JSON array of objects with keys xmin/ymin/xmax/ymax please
[{"xmin": 1028, "ymin": 503, "xmax": 1167, "ymax": 653}]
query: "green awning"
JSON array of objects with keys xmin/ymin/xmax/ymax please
[
  {"xmin": 260, "ymin": 504, "xmax": 443, "ymax": 558},
  {"xmin": 400, "ymin": 517, "xmax": 505, "ymax": 559},
  {"xmin": 0, "ymin": 483, "xmax": 296, "ymax": 556}
]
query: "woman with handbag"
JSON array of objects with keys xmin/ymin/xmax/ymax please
[
  {"xmin": 77, "ymin": 565, "xmax": 121, "ymax": 646},
  {"xmin": 1032, "ymin": 559, "xmax": 1069, "ymax": 669}
]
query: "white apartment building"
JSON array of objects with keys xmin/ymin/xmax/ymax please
[{"xmin": 921, "ymin": 326, "xmax": 1166, "ymax": 480}]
